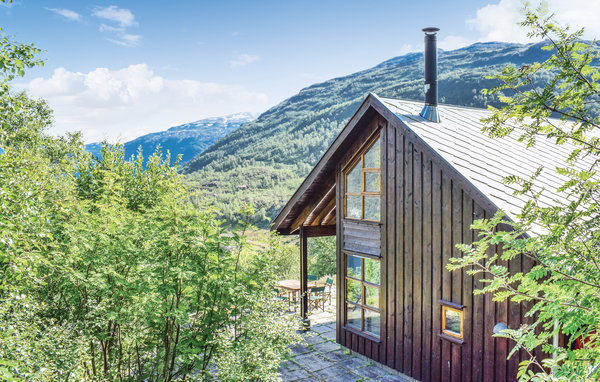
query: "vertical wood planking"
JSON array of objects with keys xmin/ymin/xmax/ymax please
[
  {"xmin": 403, "ymin": 140, "xmax": 414, "ymax": 374},
  {"xmin": 451, "ymin": 183, "xmax": 463, "ymax": 382},
  {"xmin": 422, "ymin": 154, "xmax": 433, "ymax": 381},
  {"xmin": 375, "ymin": 342, "xmax": 381, "ymax": 363},
  {"xmin": 483, "ymin": 212, "xmax": 496, "ymax": 382},
  {"xmin": 380, "ymin": 123, "xmax": 388, "ymax": 365},
  {"xmin": 412, "ymin": 149, "xmax": 423, "ymax": 380},
  {"xmin": 521, "ymin": 254, "xmax": 540, "ymax": 369},
  {"xmin": 346, "ymin": 331, "xmax": 351, "ymax": 350},
  {"xmin": 495, "ymin": 243, "xmax": 508, "ymax": 382},
  {"xmin": 395, "ymin": 129, "xmax": 405, "ymax": 371},
  {"xmin": 471, "ymin": 204, "xmax": 485, "ymax": 382},
  {"xmin": 359, "ymin": 336, "xmax": 365, "ymax": 355},
  {"xmin": 431, "ymin": 162, "xmax": 443, "ymax": 381},
  {"xmin": 508, "ymin": 252, "xmax": 521, "ymax": 379},
  {"xmin": 336, "ymin": 168, "xmax": 343, "ymax": 345},
  {"xmin": 329, "ymin": 115, "xmax": 538, "ymax": 378},
  {"xmin": 386, "ymin": 124, "xmax": 397, "ymax": 369},
  {"xmin": 461, "ymin": 194, "xmax": 474, "ymax": 382},
  {"xmin": 441, "ymin": 175, "xmax": 452, "ymax": 380}
]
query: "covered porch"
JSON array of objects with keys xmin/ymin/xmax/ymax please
[{"xmin": 277, "ymin": 180, "xmax": 337, "ymax": 326}]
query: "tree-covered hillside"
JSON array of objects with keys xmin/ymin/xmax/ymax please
[{"xmin": 183, "ymin": 41, "xmax": 555, "ymax": 227}]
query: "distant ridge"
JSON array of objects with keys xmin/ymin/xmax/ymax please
[{"xmin": 86, "ymin": 112, "xmax": 257, "ymax": 165}]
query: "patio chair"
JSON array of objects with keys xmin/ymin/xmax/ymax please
[
  {"xmin": 308, "ymin": 286, "xmax": 327, "ymax": 312},
  {"xmin": 307, "ymin": 274, "xmax": 318, "ymax": 282},
  {"xmin": 324, "ymin": 278, "xmax": 334, "ymax": 305},
  {"xmin": 272, "ymin": 287, "xmax": 291, "ymax": 309}
]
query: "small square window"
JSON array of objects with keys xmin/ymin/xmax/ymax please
[{"xmin": 440, "ymin": 301, "xmax": 464, "ymax": 340}]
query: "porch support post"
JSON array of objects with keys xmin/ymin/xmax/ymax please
[{"xmin": 299, "ymin": 225, "xmax": 309, "ymax": 329}]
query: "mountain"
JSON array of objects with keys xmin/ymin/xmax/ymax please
[
  {"xmin": 86, "ymin": 112, "xmax": 257, "ymax": 165},
  {"xmin": 181, "ymin": 41, "xmax": 560, "ymax": 227}
]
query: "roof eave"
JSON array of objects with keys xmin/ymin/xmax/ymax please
[{"xmin": 271, "ymin": 93, "xmax": 384, "ymax": 234}]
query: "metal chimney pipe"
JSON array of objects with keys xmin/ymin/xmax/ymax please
[{"xmin": 420, "ymin": 27, "xmax": 440, "ymax": 123}]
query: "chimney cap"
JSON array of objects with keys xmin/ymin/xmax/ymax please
[{"xmin": 422, "ymin": 27, "xmax": 440, "ymax": 34}]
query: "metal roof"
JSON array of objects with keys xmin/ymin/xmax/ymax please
[
  {"xmin": 272, "ymin": 93, "xmax": 595, "ymax": 236},
  {"xmin": 378, "ymin": 95, "xmax": 595, "ymax": 234}
]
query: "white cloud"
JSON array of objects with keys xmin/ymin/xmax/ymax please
[
  {"xmin": 23, "ymin": 65, "xmax": 270, "ymax": 143},
  {"xmin": 99, "ymin": 23, "xmax": 124, "ymax": 34},
  {"xmin": 230, "ymin": 54, "xmax": 261, "ymax": 68},
  {"xmin": 398, "ymin": 44, "xmax": 419, "ymax": 55},
  {"xmin": 92, "ymin": 5, "xmax": 136, "ymax": 27},
  {"xmin": 468, "ymin": 0, "xmax": 600, "ymax": 43},
  {"xmin": 107, "ymin": 34, "xmax": 142, "ymax": 47},
  {"xmin": 439, "ymin": 35, "xmax": 473, "ymax": 51},
  {"xmin": 467, "ymin": 0, "xmax": 529, "ymax": 43},
  {"xmin": 46, "ymin": 8, "xmax": 81, "ymax": 22},
  {"xmin": 93, "ymin": 6, "xmax": 140, "ymax": 46}
]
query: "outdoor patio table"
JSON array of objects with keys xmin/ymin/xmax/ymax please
[{"xmin": 277, "ymin": 279, "xmax": 318, "ymax": 303}]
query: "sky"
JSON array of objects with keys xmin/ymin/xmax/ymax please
[{"xmin": 2, "ymin": 0, "xmax": 600, "ymax": 143}]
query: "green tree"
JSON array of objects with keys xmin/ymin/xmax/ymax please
[
  {"xmin": 449, "ymin": 3, "xmax": 600, "ymax": 381},
  {"xmin": 308, "ymin": 236, "xmax": 336, "ymax": 278}
]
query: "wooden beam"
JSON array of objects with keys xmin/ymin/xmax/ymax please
[
  {"xmin": 312, "ymin": 194, "xmax": 336, "ymax": 226},
  {"xmin": 322, "ymin": 206, "xmax": 336, "ymax": 225},
  {"xmin": 289, "ymin": 183, "xmax": 335, "ymax": 234},
  {"xmin": 299, "ymin": 226, "xmax": 309, "ymax": 326},
  {"xmin": 303, "ymin": 224, "xmax": 336, "ymax": 237},
  {"xmin": 305, "ymin": 184, "xmax": 336, "ymax": 226}
]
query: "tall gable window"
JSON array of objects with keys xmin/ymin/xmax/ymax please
[{"xmin": 344, "ymin": 136, "xmax": 381, "ymax": 221}]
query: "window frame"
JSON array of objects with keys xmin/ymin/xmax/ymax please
[
  {"xmin": 344, "ymin": 252, "xmax": 381, "ymax": 339},
  {"xmin": 343, "ymin": 134, "xmax": 381, "ymax": 222},
  {"xmin": 439, "ymin": 300, "xmax": 465, "ymax": 343}
]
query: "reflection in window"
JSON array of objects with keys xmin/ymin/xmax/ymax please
[
  {"xmin": 345, "ymin": 253, "xmax": 380, "ymax": 338},
  {"xmin": 346, "ymin": 279, "xmax": 362, "ymax": 304},
  {"xmin": 344, "ymin": 136, "xmax": 381, "ymax": 221},
  {"xmin": 364, "ymin": 172, "xmax": 380, "ymax": 192},
  {"xmin": 347, "ymin": 255, "xmax": 362, "ymax": 279},
  {"xmin": 363, "ymin": 139, "xmax": 380, "ymax": 168},
  {"xmin": 364, "ymin": 257, "xmax": 380, "ymax": 285},
  {"xmin": 441, "ymin": 303, "xmax": 464, "ymax": 340},
  {"xmin": 347, "ymin": 303, "xmax": 361, "ymax": 329},
  {"xmin": 365, "ymin": 285, "xmax": 379, "ymax": 308},
  {"xmin": 364, "ymin": 309, "xmax": 381, "ymax": 337},
  {"xmin": 346, "ymin": 165, "xmax": 361, "ymax": 193}
]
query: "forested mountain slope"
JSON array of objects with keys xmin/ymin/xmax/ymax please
[{"xmin": 183, "ymin": 41, "xmax": 555, "ymax": 227}]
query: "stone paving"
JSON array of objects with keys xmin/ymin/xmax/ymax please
[{"xmin": 279, "ymin": 296, "xmax": 415, "ymax": 382}]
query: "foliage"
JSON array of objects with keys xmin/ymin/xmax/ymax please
[
  {"xmin": 248, "ymin": 231, "xmax": 300, "ymax": 280},
  {"xmin": 308, "ymin": 236, "xmax": 336, "ymax": 278},
  {"xmin": 2, "ymin": 137, "xmax": 301, "ymax": 380},
  {"xmin": 449, "ymin": 3, "xmax": 600, "ymax": 381}
]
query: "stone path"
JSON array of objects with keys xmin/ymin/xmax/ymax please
[{"xmin": 280, "ymin": 321, "xmax": 415, "ymax": 382}]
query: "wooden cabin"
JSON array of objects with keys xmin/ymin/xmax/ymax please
[{"xmin": 272, "ymin": 30, "xmax": 586, "ymax": 381}]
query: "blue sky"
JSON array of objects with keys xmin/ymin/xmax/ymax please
[{"xmin": 2, "ymin": 0, "xmax": 599, "ymax": 142}]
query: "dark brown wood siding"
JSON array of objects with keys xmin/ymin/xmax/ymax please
[{"xmin": 336, "ymin": 114, "xmax": 529, "ymax": 382}]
